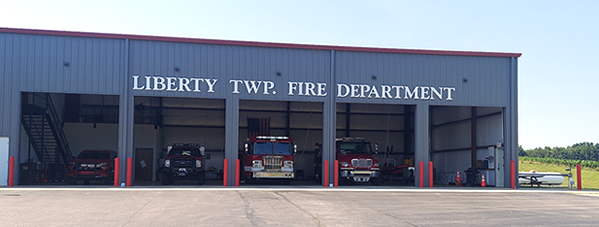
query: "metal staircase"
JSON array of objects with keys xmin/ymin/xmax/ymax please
[{"xmin": 21, "ymin": 93, "xmax": 73, "ymax": 183}]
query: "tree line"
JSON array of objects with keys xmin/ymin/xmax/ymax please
[{"xmin": 519, "ymin": 142, "xmax": 599, "ymax": 161}]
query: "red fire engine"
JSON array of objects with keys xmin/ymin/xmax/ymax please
[
  {"xmin": 336, "ymin": 137, "xmax": 382, "ymax": 185},
  {"xmin": 242, "ymin": 136, "xmax": 296, "ymax": 183}
]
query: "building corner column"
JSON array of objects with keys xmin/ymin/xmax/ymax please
[
  {"xmin": 321, "ymin": 50, "xmax": 337, "ymax": 186},
  {"xmin": 117, "ymin": 38, "xmax": 134, "ymax": 186},
  {"xmin": 414, "ymin": 103, "xmax": 430, "ymax": 187},
  {"xmin": 225, "ymin": 95, "xmax": 239, "ymax": 186}
]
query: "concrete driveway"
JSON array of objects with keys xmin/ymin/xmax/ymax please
[{"xmin": 1, "ymin": 186, "xmax": 598, "ymax": 226}]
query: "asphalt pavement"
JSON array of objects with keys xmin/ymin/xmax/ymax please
[{"xmin": 1, "ymin": 186, "xmax": 598, "ymax": 226}]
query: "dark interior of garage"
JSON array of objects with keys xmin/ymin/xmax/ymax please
[{"xmin": 20, "ymin": 92, "xmax": 119, "ymax": 185}]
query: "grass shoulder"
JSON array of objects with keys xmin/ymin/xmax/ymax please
[{"xmin": 519, "ymin": 160, "xmax": 599, "ymax": 190}]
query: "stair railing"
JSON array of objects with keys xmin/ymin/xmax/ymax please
[{"xmin": 43, "ymin": 93, "xmax": 74, "ymax": 164}]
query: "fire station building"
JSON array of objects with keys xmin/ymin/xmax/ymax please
[{"xmin": 0, "ymin": 28, "xmax": 520, "ymax": 187}]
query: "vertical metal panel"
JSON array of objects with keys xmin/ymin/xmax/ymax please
[
  {"xmin": 414, "ymin": 103, "xmax": 430, "ymax": 187},
  {"xmin": 224, "ymin": 95, "xmax": 239, "ymax": 186},
  {"xmin": 322, "ymin": 50, "xmax": 336, "ymax": 186},
  {"xmin": 505, "ymin": 57, "xmax": 519, "ymax": 188},
  {"xmin": 117, "ymin": 39, "xmax": 133, "ymax": 183},
  {"xmin": 0, "ymin": 33, "xmax": 7, "ymax": 135},
  {"xmin": 0, "ymin": 34, "xmax": 21, "ymax": 164},
  {"xmin": 476, "ymin": 108, "xmax": 503, "ymax": 146}
]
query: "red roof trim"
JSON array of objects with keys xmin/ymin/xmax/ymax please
[{"xmin": 0, "ymin": 27, "xmax": 521, "ymax": 58}]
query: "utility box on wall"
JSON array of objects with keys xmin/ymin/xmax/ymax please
[{"xmin": 0, "ymin": 137, "xmax": 8, "ymax": 186}]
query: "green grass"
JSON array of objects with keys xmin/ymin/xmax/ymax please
[{"xmin": 519, "ymin": 160, "xmax": 599, "ymax": 190}]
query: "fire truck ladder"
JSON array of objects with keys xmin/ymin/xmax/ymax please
[{"xmin": 21, "ymin": 93, "xmax": 73, "ymax": 183}]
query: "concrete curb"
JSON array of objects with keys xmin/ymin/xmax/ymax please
[{"xmin": 1, "ymin": 186, "xmax": 596, "ymax": 194}]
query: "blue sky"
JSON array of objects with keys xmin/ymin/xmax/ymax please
[{"xmin": 1, "ymin": 0, "xmax": 597, "ymax": 149}]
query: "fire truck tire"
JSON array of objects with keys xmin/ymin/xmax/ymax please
[
  {"xmin": 83, "ymin": 179, "xmax": 90, "ymax": 185},
  {"xmin": 340, "ymin": 177, "xmax": 352, "ymax": 185},
  {"xmin": 197, "ymin": 172, "xmax": 206, "ymax": 185},
  {"xmin": 371, "ymin": 177, "xmax": 382, "ymax": 186}
]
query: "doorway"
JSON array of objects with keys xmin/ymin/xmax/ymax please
[{"xmin": 135, "ymin": 148, "xmax": 153, "ymax": 182}]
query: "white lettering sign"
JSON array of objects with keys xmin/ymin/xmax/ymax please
[
  {"xmin": 335, "ymin": 83, "xmax": 455, "ymax": 101},
  {"xmin": 133, "ymin": 75, "xmax": 456, "ymax": 101},
  {"xmin": 288, "ymin": 82, "xmax": 326, "ymax": 96},
  {"xmin": 132, "ymin": 75, "xmax": 216, "ymax": 93},
  {"xmin": 229, "ymin": 80, "xmax": 277, "ymax": 95}
]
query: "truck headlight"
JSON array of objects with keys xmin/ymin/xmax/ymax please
[
  {"xmin": 341, "ymin": 162, "xmax": 349, "ymax": 167},
  {"xmin": 252, "ymin": 160, "xmax": 262, "ymax": 168},
  {"xmin": 373, "ymin": 163, "xmax": 380, "ymax": 167},
  {"xmin": 165, "ymin": 160, "xmax": 170, "ymax": 168},
  {"xmin": 196, "ymin": 160, "xmax": 202, "ymax": 168},
  {"xmin": 284, "ymin": 161, "xmax": 293, "ymax": 168}
]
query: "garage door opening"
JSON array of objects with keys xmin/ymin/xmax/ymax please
[
  {"xmin": 132, "ymin": 97, "xmax": 226, "ymax": 186},
  {"xmin": 333, "ymin": 103, "xmax": 416, "ymax": 186},
  {"xmin": 19, "ymin": 92, "xmax": 119, "ymax": 185},
  {"xmin": 431, "ymin": 106, "xmax": 505, "ymax": 187},
  {"xmin": 238, "ymin": 100, "xmax": 323, "ymax": 185}
]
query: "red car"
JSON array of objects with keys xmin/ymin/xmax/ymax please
[{"xmin": 66, "ymin": 150, "xmax": 117, "ymax": 185}]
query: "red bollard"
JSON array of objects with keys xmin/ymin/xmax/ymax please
[
  {"xmin": 577, "ymin": 164, "xmax": 582, "ymax": 190},
  {"xmin": 8, "ymin": 157, "xmax": 15, "ymax": 187},
  {"xmin": 114, "ymin": 157, "xmax": 120, "ymax": 187},
  {"xmin": 419, "ymin": 161, "xmax": 424, "ymax": 188},
  {"xmin": 126, "ymin": 157, "xmax": 132, "ymax": 187},
  {"xmin": 235, "ymin": 159, "xmax": 240, "ymax": 187},
  {"xmin": 334, "ymin": 160, "xmax": 339, "ymax": 187},
  {"xmin": 324, "ymin": 160, "xmax": 329, "ymax": 187},
  {"xmin": 223, "ymin": 159, "xmax": 228, "ymax": 187},
  {"xmin": 511, "ymin": 160, "xmax": 515, "ymax": 189},
  {"xmin": 429, "ymin": 161, "xmax": 433, "ymax": 188}
]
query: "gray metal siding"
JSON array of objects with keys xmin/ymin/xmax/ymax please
[
  {"xmin": 1, "ymin": 33, "xmax": 125, "ymax": 94},
  {"xmin": 1, "ymin": 33, "xmax": 127, "ymax": 163},
  {"xmin": 129, "ymin": 40, "xmax": 332, "ymax": 101},
  {"xmin": 0, "ymin": 33, "xmax": 8, "ymax": 136},
  {"xmin": 334, "ymin": 51, "xmax": 511, "ymax": 106}
]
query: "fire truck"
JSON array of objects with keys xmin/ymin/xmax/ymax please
[
  {"xmin": 336, "ymin": 137, "xmax": 382, "ymax": 185},
  {"xmin": 242, "ymin": 136, "xmax": 296, "ymax": 183},
  {"xmin": 160, "ymin": 143, "xmax": 206, "ymax": 185}
]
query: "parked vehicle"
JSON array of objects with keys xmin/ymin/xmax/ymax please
[
  {"xmin": 336, "ymin": 137, "xmax": 382, "ymax": 185},
  {"xmin": 241, "ymin": 136, "xmax": 296, "ymax": 183},
  {"xmin": 518, "ymin": 170, "xmax": 565, "ymax": 186},
  {"xmin": 160, "ymin": 143, "xmax": 206, "ymax": 185},
  {"xmin": 66, "ymin": 150, "xmax": 117, "ymax": 185}
]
